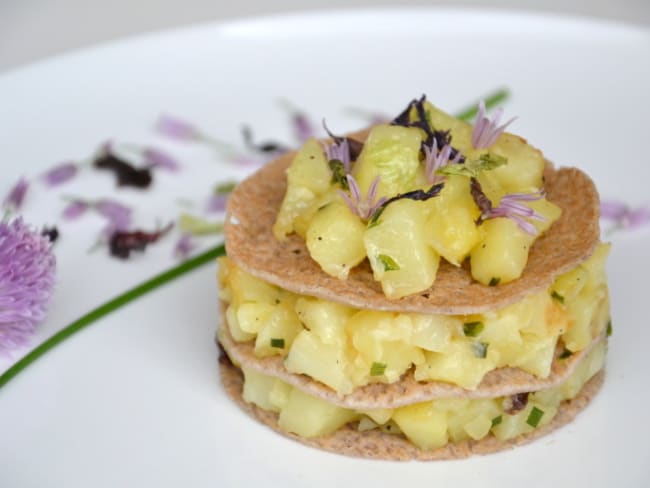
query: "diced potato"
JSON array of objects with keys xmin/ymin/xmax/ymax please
[
  {"xmin": 360, "ymin": 408, "xmax": 393, "ymax": 425},
  {"xmin": 236, "ymin": 303, "xmax": 277, "ymax": 334},
  {"xmin": 294, "ymin": 297, "xmax": 354, "ymax": 347},
  {"xmin": 393, "ymin": 402, "xmax": 449, "ymax": 450},
  {"xmin": 254, "ymin": 304, "xmax": 303, "ymax": 357},
  {"xmin": 365, "ymin": 199, "xmax": 440, "ymax": 298},
  {"xmin": 423, "ymin": 175, "xmax": 481, "ymax": 265},
  {"xmin": 421, "ymin": 102, "xmax": 474, "ymax": 152},
  {"xmin": 278, "ymin": 387, "xmax": 358, "ymax": 438},
  {"xmin": 492, "ymin": 402, "xmax": 555, "ymax": 440},
  {"xmin": 414, "ymin": 339, "xmax": 498, "ymax": 389},
  {"xmin": 464, "ymin": 413, "xmax": 494, "ymax": 441},
  {"xmin": 348, "ymin": 311, "xmax": 425, "ymax": 384},
  {"xmin": 405, "ymin": 313, "xmax": 461, "ymax": 352},
  {"xmin": 269, "ymin": 379, "xmax": 292, "ymax": 411},
  {"xmin": 284, "ymin": 330, "xmax": 355, "ymax": 394},
  {"xmin": 353, "ymin": 125, "xmax": 423, "ymax": 198},
  {"xmin": 225, "ymin": 304, "xmax": 255, "ymax": 342},
  {"xmin": 228, "ymin": 265, "xmax": 280, "ymax": 305},
  {"xmin": 242, "ymin": 367, "xmax": 278, "ymax": 412},
  {"xmin": 552, "ymin": 265, "xmax": 588, "ymax": 303},
  {"xmin": 306, "ymin": 201, "xmax": 367, "ymax": 279},
  {"xmin": 488, "ymin": 132, "xmax": 545, "ymax": 193},
  {"xmin": 292, "ymin": 190, "xmax": 338, "ymax": 238},
  {"xmin": 446, "ymin": 398, "xmax": 501, "ymax": 443},
  {"xmin": 273, "ymin": 138, "xmax": 332, "ymax": 239},
  {"xmin": 527, "ymin": 198, "xmax": 562, "ymax": 234},
  {"xmin": 563, "ymin": 291, "xmax": 601, "ymax": 352},
  {"xmin": 506, "ymin": 332, "xmax": 558, "ymax": 378},
  {"xmin": 580, "ymin": 243, "xmax": 611, "ymax": 293},
  {"xmin": 470, "ymin": 218, "xmax": 534, "ymax": 285}
]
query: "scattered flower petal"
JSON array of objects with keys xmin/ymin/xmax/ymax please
[
  {"xmin": 108, "ymin": 223, "xmax": 173, "ymax": 259},
  {"xmin": 156, "ymin": 115, "xmax": 202, "ymax": 141},
  {"xmin": 471, "ymin": 100, "xmax": 516, "ymax": 149},
  {"xmin": 338, "ymin": 175, "xmax": 387, "ymax": 220},
  {"xmin": 174, "ymin": 233, "xmax": 196, "ymax": 259},
  {"xmin": 94, "ymin": 199, "xmax": 132, "ymax": 231},
  {"xmin": 206, "ymin": 193, "xmax": 228, "ymax": 214},
  {"xmin": 0, "ymin": 218, "xmax": 56, "ymax": 353},
  {"xmin": 3, "ymin": 178, "xmax": 29, "ymax": 212},
  {"xmin": 324, "ymin": 139, "xmax": 352, "ymax": 174},
  {"xmin": 601, "ymin": 200, "xmax": 650, "ymax": 231},
  {"xmin": 62, "ymin": 200, "xmax": 89, "ymax": 220},
  {"xmin": 142, "ymin": 148, "xmax": 180, "ymax": 171},
  {"xmin": 41, "ymin": 162, "xmax": 79, "ymax": 187}
]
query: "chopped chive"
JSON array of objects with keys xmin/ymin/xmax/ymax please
[
  {"xmin": 270, "ymin": 338, "xmax": 285, "ymax": 349},
  {"xmin": 551, "ymin": 290, "xmax": 565, "ymax": 304},
  {"xmin": 489, "ymin": 277, "xmax": 500, "ymax": 286},
  {"xmin": 377, "ymin": 254, "xmax": 400, "ymax": 271},
  {"xmin": 214, "ymin": 181, "xmax": 237, "ymax": 195},
  {"xmin": 607, "ymin": 319, "xmax": 613, "ymax": 337},
  {"xmin": 472, "ymin": 341, "xmax": 489, "ymax": 359},
  {"xmin": 328, "ymin": 159, "xmax": 348, "ymax": 188},
  {"xmin": 526, "ymin": 406, "xmax": 545, "ymax": 428},
  {"xmin": 454, "ymin": 88, "xmax": 510, "ymax": 122},
  {"xmin": 491, "ymin": 415, "xmax": 502, "ymax": 427},
  {"xmin": 370, "ymin": 362, "xmax": 387, "ymax": 376},
  {"xmin": 367, "ymin": 218, "xmax": 382, "ymax": 229},
  {"xmin": 559, "ymin": 349, "xmax": 573, "ymax": 359},
  {"xmin": 463, "ymin": 321, "xmax": 484, "ymax": 337}
]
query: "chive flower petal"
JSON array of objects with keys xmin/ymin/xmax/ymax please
[
  {"xmin": 338, "ymin": 175, "xmax": 387, "ymax": 221},
  {"xmin": 41, "ymin": 162, "xmax": 78, "ymax": 187},
  {"xmin": 3, "ymin": 178, "xmax": 29, "ymax": 212},
  {"xmin": 471, "ymin": 100, "xmax": 516, "ymax": 150}
]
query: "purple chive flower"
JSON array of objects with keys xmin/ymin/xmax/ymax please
[
  {"xmin": 94, "ymin": 199, "xmax": 132, "ymax": 231},
  {"xmin": 142, "ymin": 147, "xmax": 180, "ymax": 171},
  {"xmin": 423, "ymin": 139, "xmax": 463, "ymax": 184},
  {"xmin": 476, "ymin": 186, "xmax": 546, "ymax": 235},
  {"xmin": 3, "ymin": 178, "xmax": 29, "ymax": 211},
  {"xmin": 62, "ymin": 200, "xmax": 89, "ymax": 220},
  {"xmin": 174, "ymin": 233, "xmax": 196, "ymax": 259},
  {"xmin": 41, "ymin": 162, "xmax": 78, "ymax": 187},
  {"xmin": 471, "ymin": 100, "xmax": 516, "ymax": 150},
  {"xmin": 324, "ymin": 139, "xmax": 352, "ymax": 173},
  {"xmin": 156, "ymin": 115, "xmax": 202, "ymax": 141},
  {"xmin": 0, "ymin": 218, "xmax": 56, "ymax": 353},
  {"xmin": 600, "ymin": 200, "xmax": 650, "ymax": 230},
  {"xmin": 338, "ymin": 175, "xmax": 387, "ymax": 220},
  {"xmin": 291, "ymin": 111, "xmax": 316, "ymax": 143}
]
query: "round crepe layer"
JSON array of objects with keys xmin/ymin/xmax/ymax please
[
  {"xmin": 224, "ymin": 128, "xmax": 601, "ymax": 315},
  {"xmin": 217, "ymin": 309, "xmax": 607, "ymax": 410},
  {"xmin": 218, "ymin": 350, "xmax": 605, "ymax": 461}
]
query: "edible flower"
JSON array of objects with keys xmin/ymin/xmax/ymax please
[
  {"xmin": 0, "ymin": 218, "xmax": 56, "ymax": 353},
  {"xmin": 338, "ymin": 175, "xmax": 387, "ymax": 221},
  {"xmin": 423, "ymin": 139, "xmax": 462, "ymax": 184},
  {"xmin": 324, "ymin": 138, "xmax": 352, "ymax": 173},
  {"xmin": 62, "ymin": 198, "xmax": 132, "ymax": 233},
  {"xmin": 3, "ymin": 178, "xmax": 29, "ymax": 212},
  {"xmin": 278, "ymin": 99, "xmax": 317, "ymax": 143},
  {"xmin": 471, "ymin": 100, "xmax": 516, "ymax": 149},
  {"xmin": 141, "ymin": 147, "xmax": 180, "ymax": 172},
  {"xmin": 41, "ymin": 162, "xmax": 79, "ymax": 187},
  {"xmin": 471, "ymin": 178, "xmax": 545, "ymax": 235},
  {"xmin": 600, "ymin": 200, "xmax": 650, "ymax": 231},
  {"xmin": 156, "ymin": 114, "xmax": 203, "ymax": 142}
]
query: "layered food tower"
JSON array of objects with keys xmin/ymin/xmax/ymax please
[{"xmin": 217, "ymin": 96, "xmax": 609, "ymax": 460}]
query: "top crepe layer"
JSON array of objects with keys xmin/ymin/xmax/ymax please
[{"xmin": 224, "ymin": 127, "xmax": 600, "ymax": 315}]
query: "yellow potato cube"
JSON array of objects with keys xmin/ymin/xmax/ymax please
[
  {"xmin": 405, "ymin": 312, "xmax": 461, "ymax": 352},
  {"xmin": 306, "ymin": 201, "xmax": 367, "ymax": 279},
  {"xmin": 470, "ymin": 218, "xmax": 534, "ymax": 285},
  {"xmin": 278, "ymin": 387, "xmax": 358, "ymax": 438},
  {"xmin": 225, "ymin": 304, "xmax": 255, "ymax": 342},
  {"xmin": 236, "ymin": 303, "xmax": 276, "ymax": 334},
  {"xmin": 365, "ymin": 199, "xmax": 440, "ymax": 298},
  {"xmin": 242, "ymin": 367, "xmax": 278, "ymax": 412},
  {"xmin": 294, "ymin": 297, "xmax": 354, "ymax": 347},
  {"xmin": 268, "ymin": 379, "xmax": 292, "ymax": 411},
  {"xmin": 489, "ymin": 132, "xmax": 545, "ymax": 193},
  {"xmin": 228, "ymin": 265, "xmax": 280, "ymax": 305},
  {"xmin": 254, "ymin": 304, "xmax": 303, "ymax": 357},
  {"xmin": 393, "ymin": 402, "xmax": 449, "ymax": 450}
]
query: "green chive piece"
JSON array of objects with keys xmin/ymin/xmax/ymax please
[
  {"xmin": 370, "ymin": 362, "xmax": 387, "ymax": 376},
  {"xmin": 328, "ymin": 159, "xmax": 348, "ymax": 188},
  {"xmin": 454, "ymin": 88, "xmax": 511, "ymax": 122},
  {"xmin": 559, "ymin": 349, "xmax": 573, "ymax": 359},
  {"xmin": 491, "ymin": 415, "xmax": 503, "ymax": 427},
  {"xmin": 489, "ymin": 277, "xmax": 500, "ymax": 287},
  {"xmin": 526, "ymin": 406, "xmax": 545, "ymax": 428},
  {"xmin": 377, "ymin": 254, "xmax": 400, "ymax": 271},
  {"xmin": 463, "ymin": 321, "xmax": 484, "ymax": 337},
  {"xmin": 270, "ymin": 338, "xmax": 285, "ymax": 349},
  {"xmin": 607, "ymin": 320, "xmax": 613, "ymax": 337},
  {"xmin": 437, "ymin": 153, "xmax": 507, "ymax": 178},
  {"xmin": 472, "ymin": 341, "xmax": 489, "ymax": 359},
  {"xmin": 214, "ymin": 181, "xmax": 237, "ymax": 195},
  {"xmin": 0, "ymin": 243, "xmax": 226, "ymax": 390},
  {"xmin": 178, "ymin": 213, "xmax": 224, "ymax": 236},
  {"xmin": 551, "ymin": 290, "xmax": 565, "ymax": 304}
]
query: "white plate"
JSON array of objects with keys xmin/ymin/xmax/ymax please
[{"xmin": 1, "ymin": 9, "xmax": 649, "ymax": 488}]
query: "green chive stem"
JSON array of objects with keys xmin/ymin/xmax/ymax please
[
  {"xmin": 0, "ymin": 244, "xmax": 226, "ymax": 390},
  {"xmin": 454, "ymin": 88, "xmax": 511, "ymax": 122}
]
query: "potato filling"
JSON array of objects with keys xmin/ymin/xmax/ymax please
[
  {"xmin": 272, "ymin": 102, "xmax": 564, "ymax": 296},
  {"xmin": 218, "ymin": 244, "xmax": 609, "ymax": 393},
  {"xmin": 239, "ymin": 341, "xmax": 606, "ymax": 450}
]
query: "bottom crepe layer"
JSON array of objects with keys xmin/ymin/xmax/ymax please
[{"xmin": 218, "ymin": 347, "xmax": 605, "ymax": 461}]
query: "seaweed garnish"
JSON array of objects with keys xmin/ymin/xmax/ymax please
[
  {"xmin": 367, "ymin": 182, "xmax": 445, "ymax": 227},
  {"xmin": 241, "ymin": 125, "xmax": 289, "ymax": 154},
  {"xmin": 322, "ymin": 120, "xmax": 364, "ymax": 161},
  {"xmin": 93, "ymin": 148, "xmax": 152, "ymax": 189}
]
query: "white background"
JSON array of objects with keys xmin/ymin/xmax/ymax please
[{"xmin": 0, "ymin": 0, "xmax": 649, "ymax": 72}]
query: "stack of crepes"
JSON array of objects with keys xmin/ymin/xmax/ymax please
[{"xmin": 217, "ymin": 96, "xmax": 610, "ymax": 460}]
